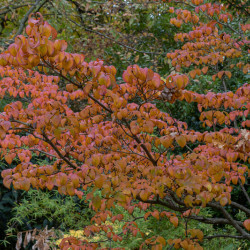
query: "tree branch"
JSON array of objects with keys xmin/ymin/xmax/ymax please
[
  {"xmin": 231, "ymin": 201, "xmax": 250, "ymax": 217},
  {"xmin": 239, "ymin": 180, "xmax": 250, "ymax": 206},
  {"xmin": 41, "ymin": 59, "xmax": 113, "ymax": 113},
  {"xmin": 0, "ymin": 4, "xmax": 29, "ymax": 15},
  {"xmin": 203, "ymin": 234, "xmax": 245, "ymax": 240},
  {"xmin": 188, "ymin": 215, "xmax": 244, "ymax": 227},
  {"xmin": 136, "ymin": 195, "xmax": 188, "ymax": 212},
  {"xmin": 208, "ymin": 202, "xmax": 250, "ymax": 240},
  {"xmin": 29, "ymin": 148, "xmax": 58, "ymax": 158},
  {"xmin": 66, "ymin": 0, "xmax": 161, "ymax": 55},
  {"xmin": 123, "ymin": 120, "xmax": 157, "ymax": 165}
]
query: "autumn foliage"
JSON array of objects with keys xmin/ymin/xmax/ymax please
[{"xmin": 0, "ymin": 0, "xmax": 249, "ymax": 249}]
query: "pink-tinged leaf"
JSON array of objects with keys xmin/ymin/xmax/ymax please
[
  {"xmin": 1, "ymin": 169, "xmax": 12, "ymax": 178},
  {"xmin": 1, "ymin": 121, "xmax": 11, "ymax": 131},
  {"xmin": 152, "ymin": 210, "xmax": 160, "ymax": 220},
  {"xmin": 3, "ymin": 177, "xmax": 12, "ymax": 189},
  {"xmin": 5, "ymin": 153, "xmax": 16, "ymax": 165},
  {"xmin": 220, "ymin": 197, "xmax": 228, "ymax": 206}
]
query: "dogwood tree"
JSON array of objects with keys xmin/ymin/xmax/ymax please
[{"xmin": 0, "ymin": 0, "xmax": 249, "ymax": 248}]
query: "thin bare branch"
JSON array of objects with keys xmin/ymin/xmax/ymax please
[
  {"xmin": 203, "ymin": 234, "xmax": 245, "ymax": 240},
  {"xmin": 231, "ymin": 201, "xmax": 250, "ymax": 217},
  {"xmin": 208, "ymin": 202, "xmax": 250, "ymax": 240},
  {"xmin": 66, "ymin": 0, "xmax": 161, "ymax": 55},
  {"xmin": 239, "ymin": 180, "xmax": 250, "ymax": 206},
  {"xmin": 0, "ymin": 4, "xmax": 29, "ymax": 15}
]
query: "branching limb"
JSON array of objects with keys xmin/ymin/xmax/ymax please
[
  {"xmin": 188, "ymin": 215, "xmax": 244, "ymax": 227},
  {"xmin": 42, "ymin": 131, "xmax": 78, "ymax": 170},
  {"xmin": 136, "ymin": 195, "xmax": 188, "ymax": 212},
  {"xmin": 239, "ymin": 180, "xmax": 250, "ymax": 206},
  {"xmin": 0, "ymin": 4, "xmax": 29, "ymax": 15},
  {"xmin": 203, "ymin": 234, "xmax": 245, "ymax": 240},
  {"xmin": 66, "ymin": 0, "xmax": 161, "ymax": 55},
  {"xmin": 231, "ymin": 201, "xmax": 250, "ymax": 217},
  {"xmin": 208, "ymin": 202, "xmax": 250, "ymax": 240}
]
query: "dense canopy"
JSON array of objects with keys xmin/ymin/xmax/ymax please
[{"xmin": 0, "ymin": 0, "xmax": 249, "ymax": 249}]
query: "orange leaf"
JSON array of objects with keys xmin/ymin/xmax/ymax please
[
  {"xmin": 157, "ymin": 236, "xmax": 166, "ymax": 246},
  {"xmin": 204, "ymin": 134, "xmax": 212, "ymax": 143},
  {"xmin": 189, "ymin": 70, "xmax": 196, "ymax": 79},
  {"xmin": 160, "ymin": 136, "xmax": 173, "ymax": 148},
  {"xmin": 243, "ymin": 219, "xmax": 250, "ymax": 231},
  {"xmin": 140, "ymin": 190, "xmax": 149, "ymax": 201},
  {"xmin": 202, "ymin": 66, "xmax": 208, "ymax": 74},
  {"xmin": 0, "ymin": 128, "xmax": 6, "ymax": 140},
  {"xmin": 196, "ymin": 229, "xmax": 204, "ymax": 241},
  {"xmin": 92, "ymin": 154, "xmax": 101, "ymax": 166},
  {"xmin": 22, "ymin": 178, "xmax": 31, "ymax": 191},
  {"xmin": 175, "ymin": 76, "xmax": 184, "ymax": 89},
  {"xmin": 170, "ymin": 216, "xmax": 178, "ymax": 227},
  {"xmin": 225, "ymin": 71, "xmax": 232, "ymax": 79},
  {"xmin": 95, "ymin": 175, "xmax": 105, "ymax": 189},
  {"xmin": 176, "ymin": 135, "xmax": 186, "ymax": 147},
  {"xmin": 180, "ymin": 240, "xmax": 189, "ymax": 249},
  {"xmin": 231, "ymin": 176, "xmax": 238, "ymax": 185},
  {"xmin": 3, "ymin": 177, "xmax": 12, "ymax": 189},
  {"xmin": 218, "ymin": 71, "xmax": 224, "ymax": 79},
  {"xmin": 1, "ymin": 169, "xmax": 12, "ymax": 178}
]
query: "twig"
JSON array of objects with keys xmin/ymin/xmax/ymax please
[
  {"xmin": 231, "ymin": 201, "xmax": 250, "ymax": 217},
  {"xmin": 136, "ymin": 195, "xmax": 187, "ymax": 212},
  {"xmin": 203, "ymin": 234, "xmax": 245, "ymax": 240},
  {"xmin": 208, "ymin": 202, "xmax": 250, "ymax": 240},
  {"xmin": 123, "ymin": 120, "xmax": 157, "ymax": 165},
  {"xmin": 168, "ymin": 243, "xmax": 175, "ymax": 250},
  {"xmin": 42, "ymin": 59, "xmax": 113, "ymax": 113},
  {"xmin": 29, "ymin": 148, "xmax": 58, "ymax": 158},
  {"xmin": 239, "ymin": 180, "xmax": 250, "ymax": 206},
  {"xmin": 67, "ymin": 0, "xmax": 161, "ymax": 55},
  {"xmin": 188, "ymin": 215, "xmax": 243, "ymax": 227},
  {"xmin": 0, "ymin": 4, "xmax": 29, "ymax": 15}
]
